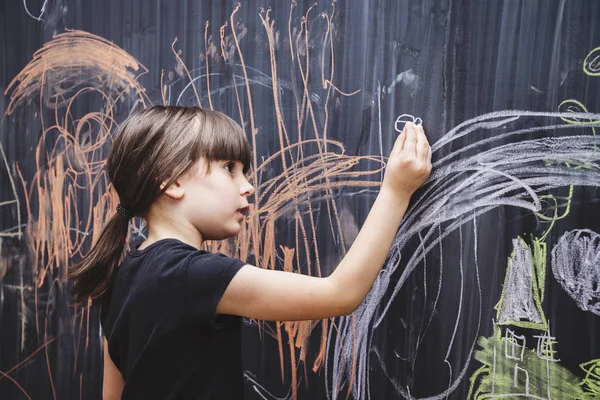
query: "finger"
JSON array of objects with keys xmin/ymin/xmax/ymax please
[
  {"xmin": 426, "ymin": 138, "xmax": 433, "ymax": 173},
  {"xmin": 403, "ymin": 122, "xmax": 418, "ymax": 156},
  {"xmin": 415, "ymin": 126, "xmax": 430, "ymax": 160},
  {"xmin": 390, "ymin": 129, "xmax": 407, "ymax": 158},
  {"xmin": 416, "ymin": 135, "xmax": 430, "ymax": 161},
  {"xmin": 428, "ymin": 144, "xmax": 432, "ymax": 165}
]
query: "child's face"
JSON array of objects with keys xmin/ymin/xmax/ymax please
[{"xmin": 177, "ymin": 158, "xmax": 254, "ymax": 241}]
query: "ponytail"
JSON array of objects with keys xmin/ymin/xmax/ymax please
[
  {"xmin": 65, "ymin": 105, "xmax": 251, "ymax": 305},
  {"xmin": 67, "ymin": 212, "xmax": 130, "ymax": 305}
]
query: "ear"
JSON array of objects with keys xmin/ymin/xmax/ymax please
[{"xmin": 160, "ymin": 180, "xmax": 185, "ymax": 200}]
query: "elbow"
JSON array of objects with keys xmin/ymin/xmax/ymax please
[
  {"xmin": 342, "ymin": 297, "xmax": 362, "ymax": 316},
  {"xmin": 335, "ymin": 297, "xmax": 361, "ymax": 317},
  {"xmin": 327, "ymin": 277, "xmax": 363, "ymax": 317}
]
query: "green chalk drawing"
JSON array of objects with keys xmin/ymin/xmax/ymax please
[
  {"xmin": 583, "ymin": 46, "xmax": 600, "ymax": 76},
  {"xmin": 468, "ymin": 333, "xmax": 591, "ymax": 399},
  {"xmin": 580, "ymin": 359, "xmax": 600, "ymax": 395}
]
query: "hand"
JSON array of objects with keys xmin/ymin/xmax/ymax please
[{"xmin": 381, "ymin": 121, "xmax": 432, "ymax": 200}]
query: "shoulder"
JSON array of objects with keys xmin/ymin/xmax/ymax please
[
  {"xmin": 184, "ymin": 251, "xmax": 246, "ymax": 322},
  {"xmin": 106, "ymin": 239, "xmax": 201, "ymax": 313},
  {"xmin": 129, "ymin": 238, "xmax": 198, "ymax": 260},
  {"xmin": 121, "ymin": 239, "xmax": 201, "ymax": 276},
  {"xmin": 185, "ymin": 251, "xmax": 246, "ymax": 283}
]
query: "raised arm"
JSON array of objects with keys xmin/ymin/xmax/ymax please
[{"xmin": 217, "ymin": 122, "xmax": 431, "ymax": 321}]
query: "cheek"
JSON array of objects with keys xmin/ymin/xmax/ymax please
[
  {"xmin": 215, "ymin": 183, "xmax": 240, "ymax": 201},
  {"xmin": 199, "ymin": 192, "xmax": 234, "ymax": 215}
]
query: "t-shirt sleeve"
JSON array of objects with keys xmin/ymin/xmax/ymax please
[{"xmin": 184, "ymin": 252, "xmax": 246, "ymax": 325}]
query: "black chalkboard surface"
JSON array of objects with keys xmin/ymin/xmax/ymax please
[{"xmin": 1, "ymin": 1, "xmax": 599, "ymax": 399}]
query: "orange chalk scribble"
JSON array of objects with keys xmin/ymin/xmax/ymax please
[
  {"xmin": 4, "ymin": 29, "xmax": 150, "ymax": 396},
  {"xmin": 6, "ymin": 30, "xmax": 149, "ymax": 114},
  {"xmin": 5, "ymin": 4, "xmax": 382, "ymax": 398}
]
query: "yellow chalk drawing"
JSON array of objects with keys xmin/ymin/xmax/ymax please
[
  {"xmin": 468, "ymin": 54, "xmax": 600, "ymax": 398},
  {"xmin": 583, "ymin": 46, "xmax": 600, "ymax": 76},
  {"xmin": 468, "ymin": 178, "xmax": 596, "ymax": 399},
  {"xmin": 558, "ymin": 100, "xmax": 598, "ymax": 139},
  {"xmin": 580, "ymin": 359, "xmax": 600, "ymax": 395},
  {"xmin": 468, "ymin": 332, "xmax": 591, "ymax": 399}
]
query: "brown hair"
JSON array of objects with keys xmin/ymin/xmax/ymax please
[{"xmin": 67, "ymin": 106, "xmax": 251, "ymax": 304}]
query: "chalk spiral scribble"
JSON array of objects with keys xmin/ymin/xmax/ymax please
[{"xmin": 583, "ymin": 46, "xmax": 600, "ymax": 76}]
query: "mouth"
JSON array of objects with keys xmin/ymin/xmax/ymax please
[{"xmin": 236, "ymin": 206, "xmax": 250, "ymax": 219}]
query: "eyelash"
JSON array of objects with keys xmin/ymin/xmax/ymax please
[{"xmin": 224, "ymin": 162, "xmax": 235, "ymax": 174}]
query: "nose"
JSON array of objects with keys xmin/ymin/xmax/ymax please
[{"xmin": 240, "ymin": 177, "xmax": 255, "ymax": 197}]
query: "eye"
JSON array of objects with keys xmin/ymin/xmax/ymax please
[{"xmin": 224, "ymin": 162, "xmax": 235, "ymax": 174}]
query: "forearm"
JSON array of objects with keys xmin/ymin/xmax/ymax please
[{"xmin": 328, "ymin": 188, "xmax": 410, "ymax": 311}]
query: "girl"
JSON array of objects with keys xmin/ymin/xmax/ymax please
[{"xmin": 68, "ymin": 106, "xmax": 431, "ymax": 399}]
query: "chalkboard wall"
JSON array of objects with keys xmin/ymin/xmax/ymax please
[{"xmin": 1, "ymin": 1, "xmax": 599, "ymax": 399}]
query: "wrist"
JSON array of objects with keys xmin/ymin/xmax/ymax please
[{"xmin": 377, "ymin": 187, "xmax": 411, "ymax": 209}]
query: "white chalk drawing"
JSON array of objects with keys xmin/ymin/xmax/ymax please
[
  {"xmin": 326, "ymin": 110, "xmax": 600, "ymax": 400},
  {"xmin": 4, "ymin": 20, "xmax": 600, "ymax": 400},
  {"xmin": 533, "ymin": 330, "xmax": 561, "ymax": 362},
  {"xmin": 504, "ymin": 329, "xmax": 526, "ymax": 362},
  {"xmin": 468, "ymin": 233, "xmax": 572, "ymax": 399},
  {"xmin": 0, "ymin": 139, "xmax": 22, "ymax": 239},
  {"xmin": 551, "ymin": 229, "xmax": 600, "ymax": 316},
  {"xmin": 394, "ymin": 114, "xmax": 423, "ymax": 133},
  {"xmin": 22, "ymin": 0, "xmax": 49, "ymax": 22},
  {"xmin": 386, "ymin": 70, "xmax": 420, "ymax": 96},
  {"xmin": 497, "ymin": 239, "xmax": 544, "ymax": 326}
]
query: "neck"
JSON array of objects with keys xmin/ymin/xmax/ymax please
[{"xmin": 141, "ymin": 208, "xmax": 203, "ymax": 250}]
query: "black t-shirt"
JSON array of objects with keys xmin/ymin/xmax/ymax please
[{"xmin": 101, "ymin": 238, "xmax": 246, "ymax": 399}]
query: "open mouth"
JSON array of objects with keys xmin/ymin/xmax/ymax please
[{"xmin": 237, "ymin": 206, "xmax": 250, "ymax": 217}]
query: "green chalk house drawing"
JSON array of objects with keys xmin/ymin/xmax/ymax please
[
  {"xmin": 467, "ymin": 234, "xmax": 599, "ymax": 399},
  {"xmin": 467, "ymin": 47, "xmax": 600, "ymax": 398}
]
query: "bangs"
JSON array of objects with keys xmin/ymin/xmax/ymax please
[{"xmin": 199, "ymin": 111, "xmax": 252, "ymax": 174}]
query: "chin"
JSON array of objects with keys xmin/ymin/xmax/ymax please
[
  {"xmin": 210, "ymin": 228, "xmax": 241, "ymax": 241},
  {"xmin": 225, "ymin": 228, "xmax": 241, "ymax": 238}
]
